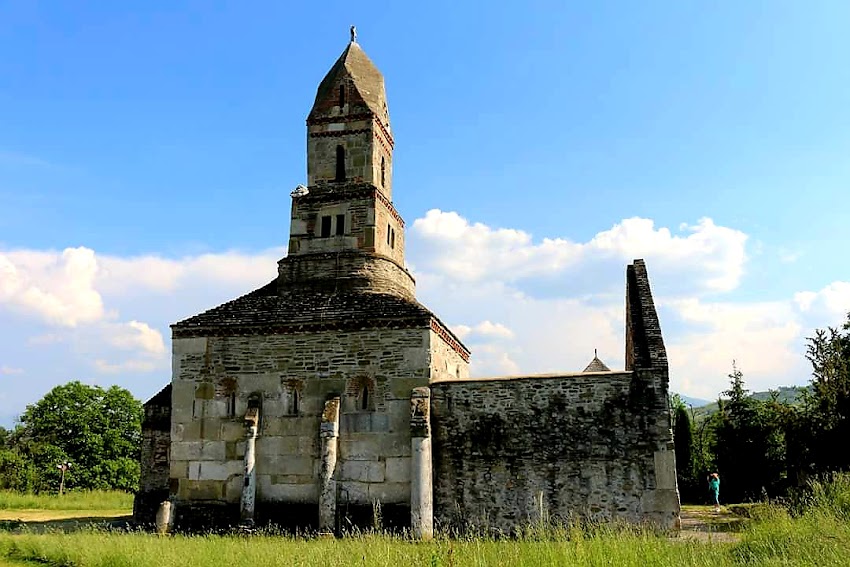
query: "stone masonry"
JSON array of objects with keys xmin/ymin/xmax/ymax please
[{"xmin": 134, "ymin": 35, "xmax": 679, "ymax": 534}]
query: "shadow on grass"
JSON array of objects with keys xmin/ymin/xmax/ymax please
[{"xmin": 0, "ymin": 515, "xmax": 132, "ymax": 534}]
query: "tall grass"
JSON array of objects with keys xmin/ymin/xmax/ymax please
[
  {"xmin": 0, "ymin": 490, "xmax": 133, "ymax": 511},
  {"xmin": 1, "ymin": 476, "xmax": 849, "ymax": 567},
  {"xmin": 0, "ymin": 530, "xmax": 732, "ymax": 567}
]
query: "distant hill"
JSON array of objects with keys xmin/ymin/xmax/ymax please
[
  {"xmin": 678, "ymin": 394, "xmax": 712, "ymax": 407},
  {"xmin": 690, "ymin": 385, "xmax": 810, "ymax": 421}
]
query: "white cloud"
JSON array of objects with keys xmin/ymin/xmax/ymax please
[
  {"xmin": 412, "ymin": 211, "xmax": 748, "ymax": 294},
  {"xmin": 0, "ymin": 211, "xmax": 844, "ymax": 410},
  {"xmin": 96, "ymin": 249, "xmax": 283, "ymax": 296},
  {"xmin": 663, "ymin": 298, "xmax": 804, "ymax": 398},
  {"xmin": 105, "ymin": 321, "xmax": 166, "ymax": 356},
  {"xmin": 94, "ymin": 359, "xmax": 160, "ymax": 374},
  {"xmin": 794, "ymin": 281, "xmax": 850, "ymax": 320},
  {"xmin": 451, "ymin": 320, "xmax": 514, "ymax": 340},
  {"xmin": 410, "ymin": 210, "xmax": 844, "ymax": 400},
  {"xmin": 0, "ymin": 247, "xmax": 104, "ymax": 326},
  {"xmin": 0, "ymin": 246, "xmax": 279, "ymax": 382},
  {"xmin": 0, "ymin": 366, "xmax": 23, "ymax": 375}
]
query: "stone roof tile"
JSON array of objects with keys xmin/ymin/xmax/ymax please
[
  {"xmin": 309, "ymin": 41, "xmax": 388, "ymax": 124},
  {"xmin": 172, "ymin": 279, "xmax": 435, "ymax": 336}
]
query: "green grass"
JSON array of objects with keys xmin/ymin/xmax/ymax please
[
  {"xmin": 0, "ymin": 530, "xmax": 734, "ymax": 567},
  {"xmin": 0, "ymin": 477, "xmax": 849, "ymax": 567},
  {"xmin": 0, "ymin": 490, "xmax": 133, "ymax": 511}
]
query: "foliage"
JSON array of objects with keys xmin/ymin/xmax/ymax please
[
  {"xmin": 0, "ymin": 382, "xmax": 143, "ymax": 493},
  {"xmin": 711, "ymin": 362, "xmax": 786, "ymax": 502},
  {"xmin": 672, "ymin": 404, "xmax": 697, "ymax": 501}
]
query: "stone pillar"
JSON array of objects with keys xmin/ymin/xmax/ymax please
[
  {"xmin": 240, "ymin": 406, "xmax": 260, "ymax": 524},
  {"xmin": 410, "ymin": 387, "xmax": 433, "ymax": 539},
  {"xmin": 154, "ymin": 500, "xmax": 174, "ymax": 534},
  {"xmin": 319, "ymin": 396, "xmax": 341, "ymax": 534}
]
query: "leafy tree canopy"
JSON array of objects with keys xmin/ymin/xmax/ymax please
[{"xmin": 13, "ymin": 381, "xmax": 143, "ymax": 492}]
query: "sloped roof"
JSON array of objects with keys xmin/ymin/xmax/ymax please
[
  {"xmin": 309, "ymin": 41, "xmax": 388, "ymax": 123},
  {"xmin": 172, "ymin": 279, "xmax": 436, "ymax": 337},
  {"xmin": 583, "ymin": 352, "xmax": 611, "ymax": 372}
]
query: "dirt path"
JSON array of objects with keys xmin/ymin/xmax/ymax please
[{"xmin": 677, "ymin": 505, "xmax": 744, "ymax": 543}]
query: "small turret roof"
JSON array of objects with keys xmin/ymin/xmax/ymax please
[
  {"xmin": 583, "ymin": 350, "xmax": 611, "ymax": 372},
  {"xmin": 309, "ymin": 40, "xmax": 388, "ymax": 125}
]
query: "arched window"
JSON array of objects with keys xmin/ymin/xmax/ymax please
[
  {"xmin": 360, "ymin": 385, "xmax": 369, "ymax": 411},
  {"xmin": 335, "ymin": 145, "xmax": 346, "ymax": 182},
  {"xmin": 380, "ymin": 156, "xmax": 385, "ymax": 187},
  {"xmin": 338, "ymin": 84, "xmax": 346, "ymax": 108}
]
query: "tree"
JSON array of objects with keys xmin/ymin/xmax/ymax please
[
  {"xmin": 712, "ymin": 362, "xmax": 786, "ymax": 502},
  {"xmin": 673, "ymin": 403, "xmax": 697, "ymax": 501},
  {"xmin": 799, "ymin": 315, "xmax": 850, "ymax": 474},
  {"xmin": 15, "ymin": 381, "xmax": 143, "ymax": 492}
]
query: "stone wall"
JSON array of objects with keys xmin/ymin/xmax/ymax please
[
  {"xmin": 277, "ymin": 251, "xmax": 415, "ymax": 300},
  {"xmin": 169, "ymin": 326, "xmax": 437, "ymax": 530},
  {"xmin": 133, "ymin": 384, "xmax": 172, "ymax": 525},
  {"xmin": 429, "ymin": 260, "xmax": 679, "ymax": 534},
  {"xmin": 429, "ymin": 328, "xmax": 470, "ymax": 382}
]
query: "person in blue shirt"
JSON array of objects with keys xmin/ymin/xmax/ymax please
[{"xmin": 708, "ymin": 473, "xmax": 721, "ymax": 512}]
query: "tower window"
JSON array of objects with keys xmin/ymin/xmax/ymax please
[
  {"xmin": 335, "ymin": 214, "xmax": 345, "ymax": 235},
  {"xmin": 391, "ymin": 228, "xmax": 396, "ymax": 249},
  {"xmin": 387, "ymin": 223, "xmax": 391, "ymax": 245},
  {"xmin": 380, "ymin": 156, "xmax": 386, "ymax": 187},
  {"xmin": 321, "ymin": 215, "xmax": 332, "ymax": 237},
  {"xmin": 338, "ymin": 84, "xmax": 346, "ymax": 108},
  {"xmin": 335, "ymin": 145, "xmax": 346, "ymax": 182}
]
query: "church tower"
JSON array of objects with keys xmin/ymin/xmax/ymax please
[{"xmin": 285, "ymin": 34, "xmax": 405, "ymax": 284}]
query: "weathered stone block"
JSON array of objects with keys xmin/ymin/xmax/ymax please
[
  {"xmin": 385, "ymin": 457, "xmax": 410, "ymax": 483},
  {"xmin": 174, "ymin": 337, "xmax": 207, "ymax": 356},
  {"xmin": 640, "ymin": 489, "xmax": 680, "ymax": 513},
  {"xmin": 199, "ymin": 461, "xmax": 242, "ymax": 481},
  {"xmin": 654, "ymin": 451, "xmax": 677, "ymax": 490},
  {"xmin": 171, "ymin": 441, "xmax": 202, "ymax": 461},
  {"xmin": 259, "ymin": 476, "xmax": 317, "ymax": 503},
  {"xmin": 199, "ymin": 441, "xmax": 226, "ymax": 461},
  {"xmin": 220, "ymin": 421, "xmax": 245, "ymax": 442},
  {"xmin": 341, "ymin": 460, "xmax": 385, "ymax": 482},
  {"xmin": 368, "ymin": 482, "xmax": 407, "ymax": 504},
  {"xmin": 177, "ymin": 479, "xmax": 223, "ymax": 501}
]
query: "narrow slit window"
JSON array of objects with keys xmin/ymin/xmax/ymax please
[
  {"xmin": 291, "ymin": 390, "xmax": 300, "ymax": 415},
  {"xmin": 380, "ymin": 156, "xmax": 386, "ymax": 187},
  {"xmin": 386, "ymin": 223, "xmax": 391, "ymax": 245},
  {"xmin": 390, "ymin": 228, "xmax": 396, "ymax": 249},
  {"xmin": 321, "ymin": 215, "xmax": 332, "ymax": 237},
  {"xmin": 335, "ymin": 145, "xmax": 346, "ymax": 181},
  {"xmin": 338, "ymin": 84, "xmax": 346, "ymax": 108},
  {"xmin": 335, "ymin": 214, "xmax": 345, "ymax": 235},
  {"xmin": 227, "ymin": 393, "xmax": 236, "ymax": 418},
  {"xmin": 360, "ymin": 386, "xmax": 369, "ymax": 411}
]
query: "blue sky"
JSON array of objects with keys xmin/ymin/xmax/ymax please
[{"xmin": 2, "ymin": 1, "xmax": 849, "ymax": 423}]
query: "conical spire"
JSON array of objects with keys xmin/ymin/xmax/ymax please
[
  {"xmin": 583, "ymin": 349, "xmax": 611, "ymax": 372},
  {"xmin": 308, "ymin": 40, "xmax": 390, "ymax": 129}
]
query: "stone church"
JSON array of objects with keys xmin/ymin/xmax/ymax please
[{"xmin": 134, "ymin": 34, "xmax": 680, "ymax": 536}]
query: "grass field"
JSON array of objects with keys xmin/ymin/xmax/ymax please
[
  {"xmin": 0, "ymin": 490, "xmax": 133, "ymax": 511},
  {"xmin": 0, "ymin": 478, "xmax": 848, "ymax": 566}
]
